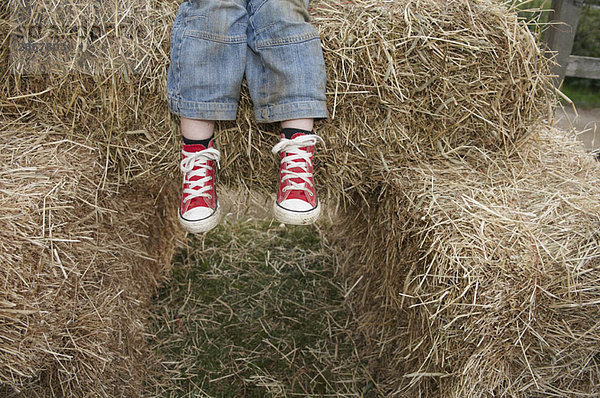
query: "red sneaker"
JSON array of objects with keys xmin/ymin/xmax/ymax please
[
  {"xmin": 179, "ymin": 141, "xmax": 221, "ymax": 233},
  {"xmin": 271, "ymin": 132, "xmax": 324, "ymax": 225}
]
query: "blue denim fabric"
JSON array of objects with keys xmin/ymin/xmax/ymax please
[{"xmin": 167, "ymin": 0, "xmax": 329, "ymax": 122}]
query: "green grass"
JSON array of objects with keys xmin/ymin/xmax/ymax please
[
  {"xmin": 562, "ymin": 78, "xmax": 600, "ymax": 108},
  {"xmin": 146, "ymin": 220, "xmax": 382, "ymax": 398},
  {"xmin": 512, "ymin": 0, "xmax": 553, "ymax": 34}
]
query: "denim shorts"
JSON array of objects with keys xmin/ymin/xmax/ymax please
[{"xmin": 166, "ymin": 0, "xmax": 329, "ymax": 123}]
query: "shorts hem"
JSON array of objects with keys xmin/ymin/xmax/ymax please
[
  {"xmin": 168, "ymin": 96, "xmax": 238, "ymax": 120},
  {"xmin": 254, "ymin": 100, "xmax": 329, "ymax": 123}
]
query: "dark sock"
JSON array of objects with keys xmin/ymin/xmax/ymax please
[
  {"xmin": 182, "ymin": 135, "xmax": 213, "ymax": 148},
  {"xmin": 281, "ymin": 128, "xmax": 312, "ymax": 139}
]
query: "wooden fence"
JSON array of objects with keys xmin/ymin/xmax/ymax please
[{"xmin": 544, "ymin": 0, "xmax": 600, "ymax": 85}]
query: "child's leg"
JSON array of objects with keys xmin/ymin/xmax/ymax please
[
  {"xmin": 281, "ymin": 118, "xmax": 314, "ymax": 132},
  {"xmin": 245, "ymin": 0, "xmax": 328, "ymax": 225},
  {"xmin": 167, "ymin": 0, "xmax": 248, "ymax": 233},
  {"xmin": 245, "ymin": 0, "xmax": 328, "ymax": 123},
  {"xmin": 181, "ymin": 118, "xmax": 215, "ymax": 145},
  {"xmin": 167, "ymin": 0, "xmax": 248, "ymax": 122}
]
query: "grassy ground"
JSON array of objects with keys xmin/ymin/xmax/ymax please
[
  {"xmin": 562, "ymin": 78, "xmax": 600, "ymax": 108},
  {"xmin": 146, "ymin": 220, "xmax": 382, "ymax": 398}
]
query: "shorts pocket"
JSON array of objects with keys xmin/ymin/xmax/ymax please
[{"xmin": 182, "ymin": 13, "xmax": 247, "ymax": 44}]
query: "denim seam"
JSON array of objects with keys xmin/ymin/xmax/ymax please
[
  {"xmin": 249, "ymin": 0, "xmax": 271, "ymax": 17},
  {"xmin": 255, "ymin": 32, "xmax": 320, "ymax": 49},
  {"xmin": 253, "ymin": 21, "xmax": 277, "ymax": 36},
  {"xmin": 168, "ymin": 97, "xmax": 239, "ymax": 120},
  {"xmin": 170, "ymin": 97, "xmax": 238, "ymax": 110},
  {"xmin": 183, "ymin": 30, "xmax": 247, "ymax": 44},
  {"xmin": 184, "ymin": 14, "xmax": 247, "ymax": 28},
  {"xmin": 173, "ymin": 13, "xmax": 186, "ymax": 112},
  {"xmin": 248, "ymin": 16, "xmax": 269, "ymax": 109},
  {"xmin": 261, "ymin": 42, "xmax": 269, "ymax": 116},
  {"xmin": 254, "ymin": 100, "xmax": 328, "ymax": 122}
]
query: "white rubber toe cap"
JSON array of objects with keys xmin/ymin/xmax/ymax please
[
  {"xmin": 273, "ymin": 200, "xmax": 321, "ymax": 225},
  {"xmin": 181, "ymin": 206, "xmax": 214, "ymax": 221},
  {"xmin": 179, "ymin": 203, "xmax": 221, "ymax": 233},
  {"xmin": 278, "ymin": 198, "xmax": 315, "ymax": 212}
]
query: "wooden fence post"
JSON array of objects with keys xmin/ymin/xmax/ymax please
[{"xmin": 543, "ymin": 0, "xmax": 583, "ymax": 86}]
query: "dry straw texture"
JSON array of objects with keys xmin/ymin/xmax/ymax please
[
  {"xmin": 226, "ymin": 0, "xmax": 555, "ymax": 198},
  {"xmin": 1, "ymin": 0, "xmax": 179, "ymax": 182},
  {"xmin": 335, "ymin": 128, "xmax": 600, "ymax": 396},
  {"xmin": 2, "ymin": 0, "xmax": 597, "ymax": 396},
  {"xmin": 0, "ymin": 124, "xmax": 182, "ymax": 396},
  {"xmin": 1, "ymin": 0, "xmax": 553, "ymax": 196}
]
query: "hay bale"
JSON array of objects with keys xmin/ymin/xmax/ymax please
[
  {"xmin": 0, "ymin": 123, "xmax": 182, "ymax": 396},
  {"xmin": 334, "ymin": 128, "xmax": 600, "ymax": 396},
  {"xmin": 1, "ymin": 0, "xmax": 179, "ymax": 182},
  {"xmin": 0, "ymin": 0, "xmax": 552, "ymax": 197},
  {"xmin": 0, "ymin": 0, "xmax": 572, "ymax": 396},
  {"xmin": 314, "ymin": 0, "xmax": 553, "ymax": 207}
]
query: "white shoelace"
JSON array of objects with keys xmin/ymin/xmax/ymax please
[
  {"xmin": 271, "ymin": 134, "xmax": 324, "ymax": 195},
  {"xmin": 180, "ymin": 147, "xmax": 221, "ymax": 202}
]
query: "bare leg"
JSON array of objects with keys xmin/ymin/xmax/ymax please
[
  {"xmin": 181, "ymin": 117, "xmax": 215, "ymax": 141},
  {"xmin": 281, "ymin": 118, "xmax": 314, "ymax": 131}
]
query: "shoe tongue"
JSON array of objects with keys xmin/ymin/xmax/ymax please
[{"xmin": 281, "ymin": 133, "xmax": 310, "ymax": 157}]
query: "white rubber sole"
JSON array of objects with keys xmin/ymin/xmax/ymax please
[
  {"xmin": 273, "ymin": 200, "xmax": 322, "ymax": 225},
  {"xmin": 178, "ymin": 203, "xmax": 222, "ymax": 233}
]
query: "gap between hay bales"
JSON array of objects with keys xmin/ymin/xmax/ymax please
[{"xmin": 145, "ymin": 220, "xmax": 384, "ymax": 397}]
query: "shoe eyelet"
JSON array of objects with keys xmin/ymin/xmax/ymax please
[{"xmin": 308, "ymin": 191, "xmax": 314, "ymax": 197}]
